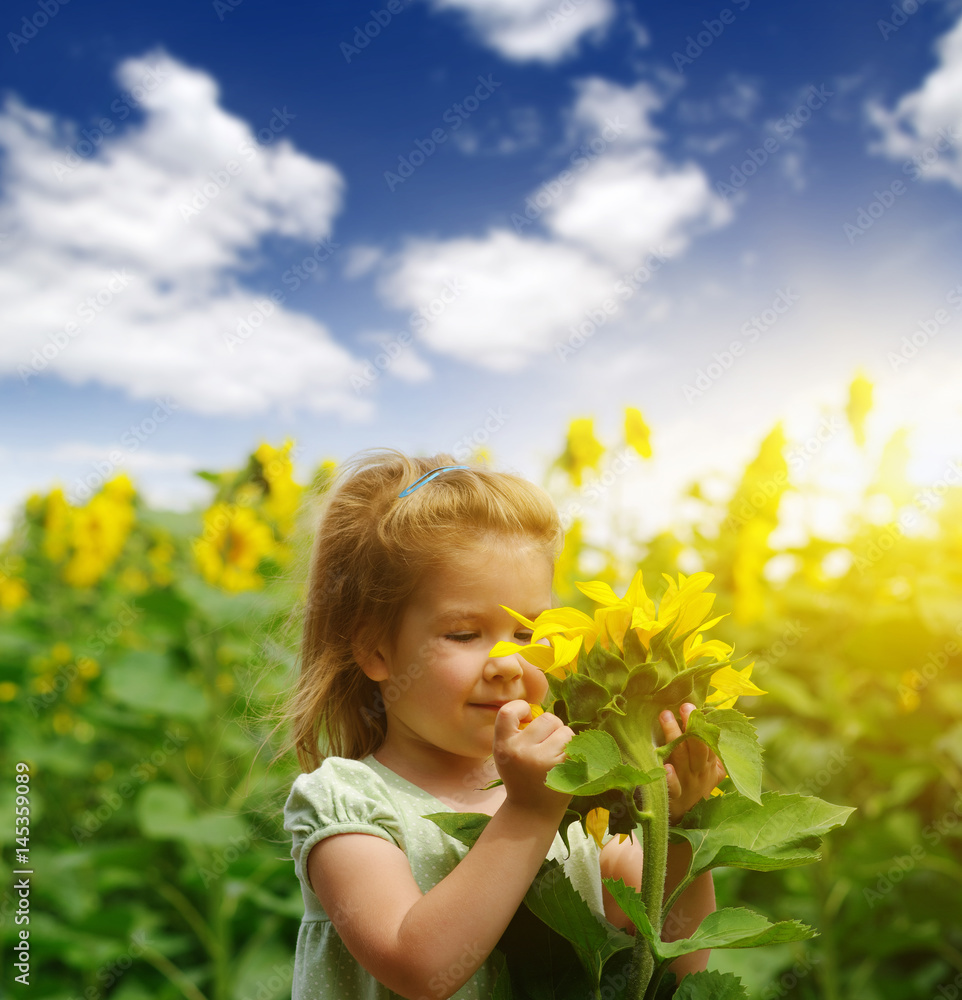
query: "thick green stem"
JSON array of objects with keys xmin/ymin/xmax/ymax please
[
  {"xmin": 634, "ymin": 772, "xmax": 669, "ymax": 999},
  {"xmin": 609, "ymin": 723, "xmax": 670, "ymax": 1000}
]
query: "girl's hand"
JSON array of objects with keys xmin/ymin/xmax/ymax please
[
  {"xmin": 493, "ymin": 700, "xmax": 574, "ymax": 819},
  {"xmin": 659, "ymin": 703, "xmax": 727, "ymax": 823}
]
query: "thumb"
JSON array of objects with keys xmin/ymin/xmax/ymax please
[{"xmin": 494, "ymin": 699, "xmax": 531, "ymax": 740}]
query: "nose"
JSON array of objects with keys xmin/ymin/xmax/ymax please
[{"xmin": 484, "ymin": 650, "xmax": 524, "ymax": 684}]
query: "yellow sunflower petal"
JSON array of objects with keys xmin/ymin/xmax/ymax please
[
  {"xmin": 707, "ymin": 663, "xmax": 768, "ymax": 701},
  {"xmin": 576, "ymin": 580, "xmax": 623, "ymax": 607},
  {"xmin": 684, "ymin": 636, "xmax": 733, "ymax": 664},
  {"xmin": 501, "ymin": 606, "xmax": 537, "ymax": 629},
  {"xmin": 586, "ymin": 807, "xmax": 609, "ymax": 849}
]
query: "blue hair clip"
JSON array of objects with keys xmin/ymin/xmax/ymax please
[{"xmin": 398, "ymin": 465, "xmax": 471, "ymax": 498}]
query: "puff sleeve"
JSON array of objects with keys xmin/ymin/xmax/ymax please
[{"xmin": 284, "ymin": 756, "xmax": 406, "ymax": 912}]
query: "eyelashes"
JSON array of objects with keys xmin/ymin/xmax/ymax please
[{"xmin": 444, "ymin": 631, "xmax": 534, "ymax": 644}]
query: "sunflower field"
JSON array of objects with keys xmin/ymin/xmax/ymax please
[{"xmin": 1, "ymin": 378, "xmax": 961, "ymax": 1000}]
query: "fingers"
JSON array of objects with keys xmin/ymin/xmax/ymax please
[
  {"xmin": 659, "ymin": 708, "xmax": 683, "ymax": 743},
  {"xmin": 494, "ymin": 701, "xmax": 571, "ymax": 756},
  {"xmin": 664, "ymin": 762, "xmax": 681, "ymax": 801},
  {"xmin": 493, "ymin": 699, "xmax": 534, "ymax": 739}
]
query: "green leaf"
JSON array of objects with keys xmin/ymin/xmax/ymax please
[
  {"xmin": 523, "ymin": 860, "xmax": 634, "ymax": 986},
  {"xmin": 546, "ymin": 730, "xmax": 662, "ymax": 797},
  {"xmin": 561, "ymin": 672, "xmax": 613, "ymax": 724},
  {"xmin": 422, "ymin": 811, "xmax": 490, "ymax": 849},
  {"xmin": 599, "ymin": 877, "xmax": 656, "ymax": 941},
  {"xmin": 104, "ymin": 650, "xmax": 209, "ymax": 721},
  {"xmin": 649, "ymin": 625, "xmax": 685, "ymax": 673},
  {"xmin": 682, "ymin": 708, "xmax": 763, "ymax": 803},
  {"xmin": 581, "ymin": 641, "xmax": 629, "ymax": 692},
  {"xmin": 623, "ymin": 661, "xmax": 671, "ymax": 703},
  {"xmin": 136, "ymin": 784, "xmax": 247, "ymax": 846},
  {"xmin": 654, "ymin": 907, "xmax": 816, "ymax": 960},
  {"xmin": 674, "ymin": 791, "xmax": 856, "ymax": 876},
  {"xmin": 489, "ymin": 948, "xmax": 514, "ymax": 1000},
  {"xmin": 672, "ymin": 970, "xmax": 749, "ymax": 999}
]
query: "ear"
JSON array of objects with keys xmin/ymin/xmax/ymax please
[{"xmin": 353, "ymin": 641, "xmax": 390, "ymax": 682}]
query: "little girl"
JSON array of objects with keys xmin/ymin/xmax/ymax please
[{"xmin": 283, "ymin": 451, "xmax": 722, "ymax": 1000}]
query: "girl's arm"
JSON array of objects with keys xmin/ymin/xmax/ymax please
[{"xmin": 307, "ymin": 702, "xmax": 574, "ymax": 1000}]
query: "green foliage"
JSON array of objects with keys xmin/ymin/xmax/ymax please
[
  {"xmin": 673, "ymin": 970, "xmax": 749, "ymax": 999},
  {"xmin": 673, "ymin": 792, "xmax": 854, "ymax": 878},
  {"xmin": 2, "ymin": 389, "xmax": 960, "ymax": 998}
]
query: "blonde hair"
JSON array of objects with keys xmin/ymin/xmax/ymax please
[{"xmin": 284, "ymin": 449, "xmax": 562, "ymax": 773}]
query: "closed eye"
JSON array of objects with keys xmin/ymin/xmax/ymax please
[{"xmin": 445, "ymin": 633, "xmax": 477, "ymax": 643}]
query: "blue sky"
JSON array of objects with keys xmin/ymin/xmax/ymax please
[{"xmin": 2, "ymin": 0, "xmax": 961, "ymax": 541}]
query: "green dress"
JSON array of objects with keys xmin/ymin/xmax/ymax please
[{"xmin": 283, "ymin": 755, "xmax": 604, "ymax": 999}]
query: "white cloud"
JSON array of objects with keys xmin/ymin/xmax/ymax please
[
  {"xmin": 423, "ymin": 0, "xmax": 615, "ymax": 63},
  {"xmin": 546, "ymin": 79, "xmax": 732, "ymax": 268},
  {"xmin": 568, "ymin": 78, "xmax": 663, "ymax": 145},
  {"xmin": 543, "ymin": 148, "xmax": 732, "ymax": 268},
  {"xmin": 357, "ymin": 330, "xmax": 433, "ymax": 383},
  {"xmin": 378, "ymin": 76, "xmax": 733, "ymax": 370},
  {"xmin": 867, "ymin": 13, "xmax": 962, "ymax": 188},
  {"xmin": 343, "ymin": 245, "xmax": 385, "ymax": 279},
  {"xmin": 0, "ymin": 50, "xmax": 368, "ymax": 418},
  {"xmin": 378, "ymin": 230, "xmax": 617, "ymax": 371}
]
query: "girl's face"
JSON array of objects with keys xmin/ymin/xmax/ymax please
[{"xmin": 362, "ymin": 538, "xmax": 553, "ymax": 767}]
